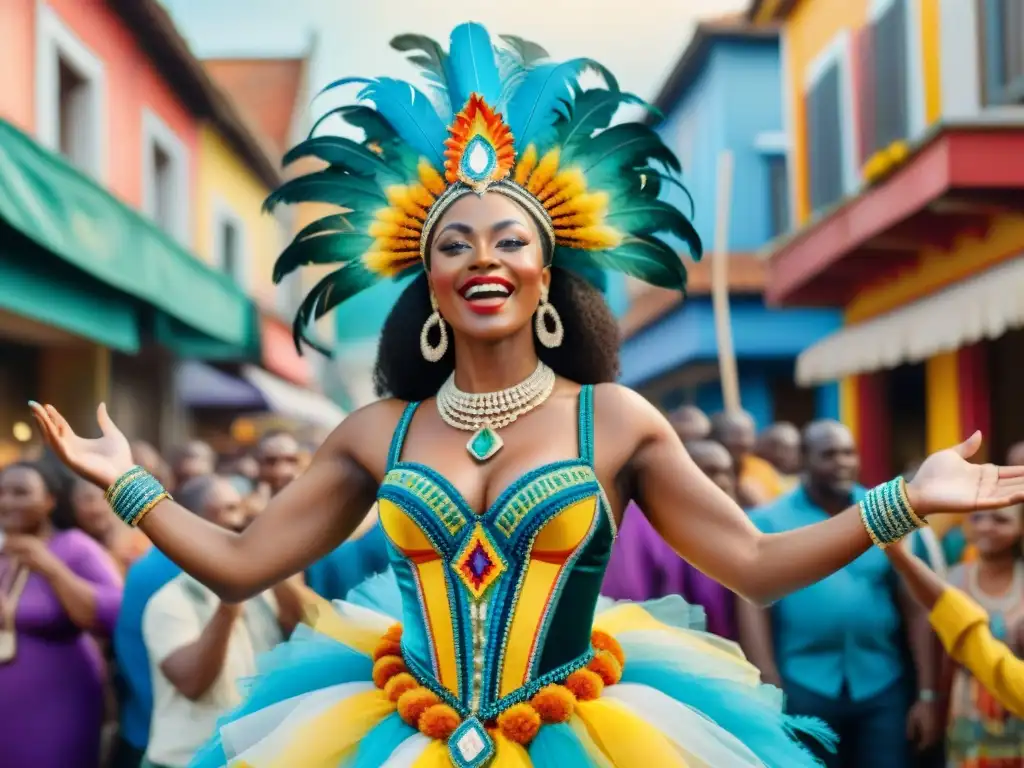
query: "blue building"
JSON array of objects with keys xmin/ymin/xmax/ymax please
[{"xmin": 617, "ymin": 20, "xmax": 841, "ymax": 428}]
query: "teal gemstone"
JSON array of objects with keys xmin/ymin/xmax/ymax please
[
  {"xmin": 460, "ymin": 135, "xmax": 497, "ymax": 182},
  {"xmin": 467, "ymin": 426, "xmax": 503, "ymax": 462},
  {"xmin": 448, "ymin": 716, "xmax": 495, "ymax": 768}
]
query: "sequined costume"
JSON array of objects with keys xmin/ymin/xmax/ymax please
[
  {"xmin": 191, "ymin": 388, "xmax": 832, "ymax": 767},
  {"xmin": 189, "ymin": 22, "xmax": 834, "ymax": 767}
]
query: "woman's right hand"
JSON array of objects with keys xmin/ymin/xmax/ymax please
[{"xmin": 29, "ymin": 402, "xmax": 134, "ymax": 489}]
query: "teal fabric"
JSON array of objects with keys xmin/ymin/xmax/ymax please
[
  {"xmin": 750, "ymin": 486, "xmax": 907, "ymax": 701},
  {"xmin": 0, "ymin": 119, "xmax": 257, "ymax": 352},
  {"xmin": 0, "ymin": 232, "xmax": 139, "ymax": 351}
]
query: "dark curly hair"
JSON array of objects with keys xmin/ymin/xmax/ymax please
[{"xmin": 374, "ymin": 267, "xmax": 621, "ymax": 402}]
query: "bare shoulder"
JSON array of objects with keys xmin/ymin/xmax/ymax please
[
  {"xmin": 591, "ymin": 383, "xmax": 671, "ymax": 460},
  {"xmin": 592, "ymin": 382, "xmax": 668, "ymax": 436},
  {"xmin": 318, "ymin": 397, "xmax": 413, "ymax": 481}
]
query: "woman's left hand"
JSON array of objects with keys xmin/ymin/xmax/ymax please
[
  {"xmin": 1, "ymin": 534, "xmax": 60, "ymax": 577},
  {"xmin": 908, "ymin": 432, "xmax": 1024, "ymax": 516}
]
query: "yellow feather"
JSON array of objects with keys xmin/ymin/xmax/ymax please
[
  {"xmin": 408, "ymin": 183, "xmax": 436, "ymax": 211},
  {"xmin": 525, "ymin": 149, "xmax": 561, "ymax": 196},
  {"xmin": 513, "ymin": 145, "xmax": 539, "ymax": 185},
  {"xmin": 549, "ymin": 192, "xmax": 610, "ymax": 220},
  {"xmin": 373, "ymin": 237, "xmax": 420, "ymax": 252},
  {"xmin": 375, "ymin": 208, "xmax": 424, "ymax": 230},
  {"xmin": 417, "ymin": 159, "xmax": 446, "ymax": 196},
  {"xmin": 384, "ymin": 186, "xmax": 429, "ymax": 220},
  {"xmin": 367, "ymin": 220, "xmax": 421, "ymax": 239},
  {"xmin": 557, "ymin": 225, "xmax": 624, "ymax": 250},
  {"xmin": 363, "ymin": 248, "xmax": 420, "ymax": 277},
  {"xmin": 538, "ymin": 168, "xmax": 587, "ymax": 207}
]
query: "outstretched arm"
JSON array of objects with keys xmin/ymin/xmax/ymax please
[
  {"xmin": 31, "ymin": 402, "xmax": 389, "ymax": 602},
  {"xmin": 613, "ymin": 387, "xmax": 1024, "ymax": 605}
]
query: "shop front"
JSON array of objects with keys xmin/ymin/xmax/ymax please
[
  {"xmin": 0, "ymin": 118, "xmax": 259, "ymax": 453},
  {"xmin": 767, "ymin": 123, "xmax": 1024, "ymax": 482}
]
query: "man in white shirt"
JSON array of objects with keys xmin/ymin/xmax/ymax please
[{"xmin": 140, "ymin": 475, "xmax": 302, "ymax": 768}]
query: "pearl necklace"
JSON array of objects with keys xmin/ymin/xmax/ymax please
[{"xmin": 436, "ymin": 360, "xmax": 556, "ymax": 462}]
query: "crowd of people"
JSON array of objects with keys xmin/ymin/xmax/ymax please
[{"xmin": 1, "ymin": 410, "xmax": 1023, "ymax": 767}]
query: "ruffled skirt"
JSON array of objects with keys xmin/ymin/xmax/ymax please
[{"xmin": 191, "ymin": 574, "xmax": 833, "ymax": 767}]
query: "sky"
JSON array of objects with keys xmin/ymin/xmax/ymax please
[{"xmin": 161, "ymin": 0, "xmax": 750, "ymax": 130}]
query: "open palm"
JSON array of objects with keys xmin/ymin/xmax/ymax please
[
  {"xmin": 29, "ymin": 402, "xmax": 134, "ymax": 489},
  {"xmin": 909, "ymin": 432, "xmax": 1024, "ymax": 515}
]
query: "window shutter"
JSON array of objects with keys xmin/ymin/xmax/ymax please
[
  {"xmin": 983, "ymin": 0, "xmax": 1005, "ymax": 104},
  {"xmin": 853, "ymin": 25, "xmax": 875, "ymax": 166}
]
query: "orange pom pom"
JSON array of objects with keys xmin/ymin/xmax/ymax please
[
  {"xmin": 397, "ymin": 687, "xmax": 440, "ymax": 726},
  {"xmin": 588, "ymin": 650, "xmax": 622, "ymax": 686},
  {"xmin": 590, "ymin": 630, "xmax": 625, "ymax": 667},
  {"xmin": 384, "ymin": 623, "xmax": 403, "ymax": 642},
  {"xmin": 384, "ymin": 672, "xmax": 419, "ymax": 702},
  {"xmin": 496, "ymin": 702, "xmax": 541, "ymax": 745},
  {"xmin": 372, "ymin": 638, "xmax": 403, "ymax": 662},
  {"xmin": 564, "ymin": 668, "xmax": 603, "ymax": 701},
  {"xmin": 372, "ymin": 654, "xmax": 407, "ymax": 689},
  {"xmin": 531, "ymin": 684, "xmax": 575, "ymax": 723},
  {"xmin": 418, "ymin": 703, "xmax": 462, "ymax": 740}
]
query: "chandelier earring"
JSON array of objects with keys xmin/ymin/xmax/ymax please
[
  {"xmin": 420, "ymin": 291, "xmax": 449, "ymax": 362},
  {"xmin": 534, "ymin": 287, "xmax": 564, "ymax": 349}
]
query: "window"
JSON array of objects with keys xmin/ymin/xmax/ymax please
[
  {"xmin": 212, "ymin": 200, "xmax": 248, "ymax": 289},
  {"xmin": 804, "ymin": 33, "xmax": 855, "ymax": 214},
  {"xmin": 36, "ymin": 3, "xmax": 105, "ymax": 178},
  {"xmin": 869, "ymin": 0, "xmax": 909, "ymax": 151},
  {"xmin": 142, "ymin": 110, "xmax": 189, "ymax": 242},
  {"xmin": 766, "ymin": 155, "xmax": 790, "ymax": 238},
  {"xmin": 981, "ymin": 0, "xmax": 1024, "ymax": 105}
]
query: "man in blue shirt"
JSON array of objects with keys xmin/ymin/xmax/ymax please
[
  {"xmin": 737, "ymin": 420, "xmax": 940, "ymax": 767},
  {"xmin": 306, "ymin": 517, "xmax": 391, "ymax": 601}
]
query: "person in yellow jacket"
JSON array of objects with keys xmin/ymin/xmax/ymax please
[{"xmin": 887, "ymin": 539, "xmax": 1024, "ymax": 717}]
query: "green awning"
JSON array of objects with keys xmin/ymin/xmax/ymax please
[{"xmin": 0, "ymin": 119, "xmax": 256, "ymax": 355}]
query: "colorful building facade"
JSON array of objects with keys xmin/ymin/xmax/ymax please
[
  {"xmin": 617, "ymin": 19, "xmax": 842, "ymax": 428},
  {"xmin": 751, "ymin": 0, "xmax": 1024, "ymax": 482},
  {"xmin": 0, "ymin": 0, "xmax": 261, "ymax": 455}
]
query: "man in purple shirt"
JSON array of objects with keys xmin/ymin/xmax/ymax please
[{"xmin": 602, "ymin": 439, "xmax": 738, "ymax": 638}]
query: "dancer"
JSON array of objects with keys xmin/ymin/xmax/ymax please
[{"xmin": 28, "ymin": 23, "xmax": 1024, "ymax": 768}]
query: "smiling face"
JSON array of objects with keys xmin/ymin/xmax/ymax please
[{"xmin": 427, "ymin": 192, "xmax": 550, "ymax": 343}]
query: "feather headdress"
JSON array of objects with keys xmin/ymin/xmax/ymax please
[{"xmin": 268, "ymin": 22, "xmax": 702, "ymax": 353}]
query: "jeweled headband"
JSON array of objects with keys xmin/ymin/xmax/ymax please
[{"xmin": 266, "ymin": 22, "xmax": 703, "ymax": 353}]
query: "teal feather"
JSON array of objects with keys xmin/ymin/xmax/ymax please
[
  {"xmin": 310, "ymin": 105, "xmax": 396, "ymax": 143},
  {"xmin": 507, "ymin": 59, "xmax": 617, "ymax": 150},
  {"xmin": 566, "ymin": 124, "xmax": 681, "ymax": 193},
  {"xmin": 273, "ymin": 231, "xmax": 376, "ymax": 283},
  {"xmin": 315, "ymin": 75, "xmax": 373, "ymax": 100},
  {"xmin": 499, "ymin": 35, "xmax": 550, "ymax": 67},
  {"xmin": 606, "ymin": 199, "xmax": 702, "ymax": 258},
  {"xmin": 292, "ymin": 265, "xmax": 389, "ymax": 354},
  {"xmin": 264, "ymin": 171, "xmax": 387, "ymax": 212},
  {"xmin": 634, "ymin": 165, "xmax": 696, "ymax": 217},
  {"xmin": 448, "ymin": 23, "xmax": 502, "ymax": 108},
  {"xmin": 496, "ymin": 35, "xmax": 550, "ymax": 109},
  {"xmin": 556, "ymin": 236, "xmax": 687, "ymax": 290},
  {"xmin": 355, "ymin": 78, "xmax": 447, "ymax": 168},
  {"xmin": 389, "ymin": 33, "xmax": 454, "ymax": 120},
  {"xmin": 282, "ymin": 136, "xmax": 405, "ymax": 183},
  {"xmin": 556, "ymin": 88, "xmax": 649, "ymax": 148}
]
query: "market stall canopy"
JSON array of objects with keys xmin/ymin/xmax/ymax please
[
  {"xmin": 796, "ymin": 257, "xmax": 1024, "ymax": 385},
  {"xmin": 0, "ymin": 119, "xmax": 258, "ymax": 359},
  {"xmin": 241, "ymin": 365, "xmax": 346, "ymax": 430}
]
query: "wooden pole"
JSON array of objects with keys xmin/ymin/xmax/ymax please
[{"xmin": 711, "ymin": 150, "xmax": 741, "ymax": 413}]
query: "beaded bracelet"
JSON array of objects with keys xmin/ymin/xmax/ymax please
[
  {"xmin": 859, "ymin": 476, "xmax": 926, "ymax": 549},
  {"xmin": 105, "ymin": 466, "xmax": 171, "ymax": 527}
]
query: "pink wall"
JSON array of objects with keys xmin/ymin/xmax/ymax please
[
  {"xmin": 0, "ymin": 0, "xmax": 199, "ymax": 211},
  {"xmin": 0, "ymin": 0, "xmax": 36, "ymax": 132}
]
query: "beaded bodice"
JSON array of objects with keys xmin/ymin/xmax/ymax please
[{"xmin": 376, "ymin": 385, "xmax": 615, "ymax": 721}]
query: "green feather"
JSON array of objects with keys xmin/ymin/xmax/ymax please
[
  {"xmin": 390, "ymin": 33, "xmax": 449, "ymax": 81},
  {"xmin": 557, "ymin": 89, "xmax": 649, "ymax": 148},
  {"xmin": 273, "ymin": 231, "xmax": 376, "ymax": 284},
  {"xmin": 606, "ymin": 199, "xmax": 702, "ymax": 258},
  {"xmin": 566, "ymin": 123, "xmax": 681, "ymax": 180},
  {"xmin": 499, "ymin": 35, "xmax": 550, "ymax": 66},
  {"xmin": 634, "ymin": 165, "xmax": 696, "ymax": 218},
  {"xmin": 292, "ymin": 265, "xmax": 382, "ymax": 354},
  {"xmin": 282, "ymin": 136, "xmax": 404, "ymax": 183},
  {"xmin": 310, "ymin": 105, "xmax": 396, "ymax": 143},
  {"xmin": 555, "ymin": 236, "xmax": 686, "ymax": 290},
  {"xmin": 264, "ymin": 171, "xmax": 387, "ymax": 213}
]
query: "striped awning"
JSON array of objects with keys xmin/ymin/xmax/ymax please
[{"xmin": 796, "ymin": 257, "xmax": 1024, "ymax": 385}]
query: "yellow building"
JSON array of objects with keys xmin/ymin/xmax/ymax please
[{"xmin": 751, "ymin": 0, "xmax": 1024, "ymax": 483}]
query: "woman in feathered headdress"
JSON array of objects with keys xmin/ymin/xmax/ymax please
[{"xmin": 29, "ymin": 23, "xmax": 1024, "ymax": 768}]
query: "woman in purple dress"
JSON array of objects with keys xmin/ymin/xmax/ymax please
[{"xmin": 0, "ymin": 461, "xmax": 123, "ymax": 768}]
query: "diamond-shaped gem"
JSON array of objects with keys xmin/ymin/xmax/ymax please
[
  {"xmin": 460, "ymin": 135, "xmax": 497, "ymax": 182},
  {"xmin": 452, "ymin": 525, "xmax": 506, "ymax": 600},
  {"xmin": 467, "ymin": 426, "xmax": 503, "ymax": 462},
  {"xmin": 448, "ymin": 716, "xmax": 495, "ymax": 768}
]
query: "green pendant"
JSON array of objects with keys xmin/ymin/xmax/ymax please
[{"xmin": 467, "ymin": 425, "xmax": 503, "ymax": 462}]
